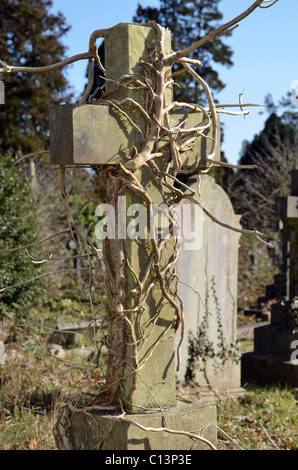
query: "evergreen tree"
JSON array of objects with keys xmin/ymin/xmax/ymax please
[
  {"xmin": 0, "ymin": 0, "xmax": 73, "ymax": 155},
  {"xmin": 278, "ymin": 92, "xmax": 298, "ymax": 129},
  {"xmin": 133, "ymin": 0, "xmax": 233, "ymax": 104}
]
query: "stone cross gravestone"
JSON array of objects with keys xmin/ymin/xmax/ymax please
[
  {"xmin": 242, "ymin": 168, "xmax": 298, "ymax": 387},
  {"xmin": 176, "ymin": 175, "xmax": 244, "ymax": 400},
  {"xmin": 51, "ymin": 23, "xmax": 218, "ymax": 450}
]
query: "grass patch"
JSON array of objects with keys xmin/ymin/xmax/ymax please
[
  {"xmin": 0, "ymin": 406, "xmax": 57, "ymax": 450},
  {"xmin": 239, "ymin": 338, "xmax": 254, "ymax": 354},
  {"xmin": 217, "ymin": 385, "xmax": 297, "ymax": 450},
  {"xmin": 0, "ymin": 284, "xmax": 297, "ymax": 450}
]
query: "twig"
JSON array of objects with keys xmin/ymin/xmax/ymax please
[
  {"xmin": 115, "ymin": 415, "xmax": 217, "ymax": 450},
  {"xmin": 214, "ymin": 103, "xmax": 262, "ymax": 109},
  {"xmin": 217, "ymin": 426, "xmax": 244, "ymax": 450},
  {"xmin": 182, "ymin": 63, "xmax": 218, "ymax": 162},
  {"xmin": 205, "ymin": 158, "xmax": 257, "ymax": 170},
  {"xmin": 0, "ymin": 29, "xmax": 107, "ymax": 75},
  {"xmin": 259, "ymin": 0, "xmax": 279, "ymax": 8},
  {"xmin": 0, "ymin": 267, "xmax": 91, "ymax": 293},
  {"xmin": 165, "ymin": 0, "xmax": 276, "ymax": 61},
  {"xmin": 256, "ymin": 419, "xmax": 281, "ymax": 450},
  {"xmin": 0, "ymin": 207, "xmax": 64, "ymax": 223},
  {"xmin": 25, "ymin": 249, "xmax": 89, "ymax": 264},
  {"xmin": 0, "ymin": 52, "xmax": 93, "ymax": 74},
  {"xmin": 176, "ymin": 189, "xmax": 273, "ymax": 247},
  {"xmin": 0, "ymin": 229, "xmax": 71, "ymax": 254},
  {"xmin": 14, "ymin": 150, "xmax": 50, "ymax": 165}
]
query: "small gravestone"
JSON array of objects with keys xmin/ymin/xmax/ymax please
[
  {"xmin": 242, "ymin": 168, "xmax": 298, "ymax": 386},
  {"xmin": 176, "ymin": 175, "xmax": 244, "ymax": 400}
]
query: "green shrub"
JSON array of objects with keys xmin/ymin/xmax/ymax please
[{"xmin": 0, "ymin": 151, "xmax": 43, "ymax": 319}]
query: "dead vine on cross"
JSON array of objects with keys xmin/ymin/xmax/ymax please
[{"xmin": 0, "ymin": 0, "xmax": 279, "ymax": 450}]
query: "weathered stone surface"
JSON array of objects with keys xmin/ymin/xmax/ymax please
[
  {"xmin": 105, "ymin": 23, "xmax": 171, "ymax": 104},
  {"xmin": 47, "ymin": 320, "xmax": 102, "ymax": 348},
  {"xmin": 49, "ymin": 105, "xmax": 220, "ymax": 166},
  {"xmin": 47, "ymin": 343, "xmax": 66, "ymax": 359},
  {"xmin": 175, "ymin": 175, "xmax": 242, "ymax": 394},
  {"xmin": 117, "ymin": 165, "xmax": 177, "ymax": 410},
  {"xmin": 65, "ymin": 347, "xmax": 95, "ymax": 361},
  {"xmin": 68, "ymin": 401, "xmax": 217, "ymax": 450},
  {"xmin": 50, "ymin": 23, "xmax": 220, "ymax": 167},
  {"xmin": 91, "ymin": 23, "xmax": 178, "ymax": 411}
]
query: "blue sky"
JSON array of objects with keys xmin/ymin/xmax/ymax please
[{"xmin": 50, "ymin": 0, "xmax": 298, "ymax": 164}]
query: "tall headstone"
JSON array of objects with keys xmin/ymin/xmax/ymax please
[
  {"xmin": 52, "ymin": 24, "xmax": 218, "ymax": 450},
  {"xmin": 242, "ymin": 168, "xmax": 298, "ymax": 386},
  {"xmin": 176, "ymin": 175, "xmax": 244, "ymax": 399}
]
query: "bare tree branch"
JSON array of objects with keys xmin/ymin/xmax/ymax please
[
  {"xmin": 165, "ymin": 0, "xmax": 278, "ymax": 61},
  {"xmin": 0, "ymin": 229, "xmax": 71, "ymax": 254}
]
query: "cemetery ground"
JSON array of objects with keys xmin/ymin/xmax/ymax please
[{"xmin": 0, "ymin": 280, "xmax": 297, "ymax": 451}]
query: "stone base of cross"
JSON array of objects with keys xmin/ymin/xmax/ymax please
[{"xmin": 52, "ymin": 23, "xmax": 218, "ymax": 450}]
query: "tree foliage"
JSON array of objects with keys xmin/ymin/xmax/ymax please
[
  {"xmin": 0, "ymin": 0, "xmax": 73, "ymax": 155},
  {"xmin": 133, "ymin": 0, "xmax": 233, "ymax": 104},
  {"xmin": 0, "ymin": 152, "xmax": 43, "ymax": 318}
]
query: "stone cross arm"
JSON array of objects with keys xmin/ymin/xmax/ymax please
[
  {"xmin": 49, "ymin": 23, "xmax": 220, "ymax": 170},
  {"xmin": 50, "ymin": 103, "xmax": 219, "ymax": 168}
]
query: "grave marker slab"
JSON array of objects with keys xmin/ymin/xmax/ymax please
[{"xmin": 176, "ymin": 175, "xmax": 244, "ymax": 399}]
